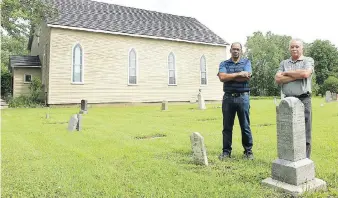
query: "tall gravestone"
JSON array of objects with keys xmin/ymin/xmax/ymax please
[
  {"xmin": 190, "ymin": 132, "xmax": 208, "ymax": 166},
  {"xmin": 325, "ymin": 91, "xmax": 332, "ymax": 103},
  {"xmin": 262, "ymin": 97, "xmax": 327, "ymax": 196},
  {"xmin": 197, "ymin": 89, "xmax": 206, "ymax": 110},
  {"xmin": 80, "ymin": 99, "xmax": 88, "ymax": 114},
  {"xmin": 161, "ymin": 100, "xmax": 168, "ymax": 111}
]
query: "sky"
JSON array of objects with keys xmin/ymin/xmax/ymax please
[{"xmin": 95, "ymin": 0, "xmax": 338, "ymax": 48}]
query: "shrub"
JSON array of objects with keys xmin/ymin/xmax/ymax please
[
  {"xmin": 29, "ymin": 77, "xmax": 43, "ymax": 103},
  {"xmin": 7, "ymin": 77, "xmax": 44, "ymax": 108},
  {"xmin": 321, "ymin": 76, "xmax": 338, "ymax": 94},
  {"xmin": 8, "ymin": 95, "xmax": 42, "ymax": 108},
  {"xmin": 1, "ymin": 69, "xmax": 12, "ymax": 97}
]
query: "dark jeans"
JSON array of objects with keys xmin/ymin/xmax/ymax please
[
  {"xmin": 298, "ymin": 96, "xmax": 312, "ymax": 158},
  {"xmin": 221, "ymin": 92, "xmax": 253, "ymax": 154}
]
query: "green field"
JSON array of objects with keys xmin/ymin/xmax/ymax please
[{"xmin": 1, "ymin": 98, "xmax": 338, "ymax": 197}]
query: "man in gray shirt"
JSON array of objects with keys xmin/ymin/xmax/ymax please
[{"xmin": 275, "ymin": 38, "xmax": 315, "ymax": 159}]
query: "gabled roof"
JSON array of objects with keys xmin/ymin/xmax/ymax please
[
  {"xmin": 10, "ymin": 56, "xmax": 41, "ymax": 69},
  {"xmin": 44, "ymin": 0, "xmax": 229, "ymax": 46}
]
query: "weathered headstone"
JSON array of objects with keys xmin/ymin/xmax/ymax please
[
  {"xmin": 68, "ymin": 114, "xmax": 78, "ymax": 131},
  {"xmin": 45, "ymin": 107, "xmax": 50, "ymax": 119},
  {"xmin": 161, "ymin": 100, "xmax": 168, "ymax": 111},
  {"xmin": 80, "ymin": 99, "xmax": 88, "ymax": 114},
  {"xmin": 262, "ymin": 97, "xmax": 327, "ymax": 196},
  {"xmin": 190, "ymin": 132, "xmax": 208, "ymax": 166},
  {"xmin": 332, "ymin": 93, "xmax": 337, "ymax": 101},
  {"xmin": 197, "ymin": 89, "xmax": 206, "ymax": 110},
  {"xmin": 76, "ymin": 113, "xmax": 82, "ymax": 131},
  {"xmin": 325, "ymin": 91, "xmax": 332, "ymax": 103}
]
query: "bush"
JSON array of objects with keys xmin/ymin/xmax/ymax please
[
  {"xmin": 1, "ymin": 69, "xmax": 12, "ymax": 97},
  {"xmin": 7, "ymin": 77, "xmax": 44, "ymax": 108},
  {"xmin": 8, "ymin": 95, "xmax": 43, "ymax": 108},
  {"xmin": 29, "ymin": 77, "xmax": 43, "ymax": 103},
  {"xmin": 321, "ymin": 76, "xmax": 338, "ymax": 94}
]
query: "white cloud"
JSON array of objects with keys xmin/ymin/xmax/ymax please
[{"xmin": 95, "ymin": 0, "xmax": 338, "ymax": 47}]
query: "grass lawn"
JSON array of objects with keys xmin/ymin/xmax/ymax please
[{"xmin": 1, "ymin": 97, "xmax": 338, "ymax": 197}]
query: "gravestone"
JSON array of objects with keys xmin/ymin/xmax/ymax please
[
  {"xmin": 325, "ymin": 91, "xmax": 332, "ymax": 103},
  {"xmin": 45, "ymin": 107, "xmax": 50, "ymax": 119},
  {"xmin": 76, "ymin": 113, "xmax": 82, "ymax": 131},
  {"xmin": 80, "ymin": 99, "xmax": 88, "ymax": 114},
  {"xmin": 197, "ymin": 89, "xmax": 206, "ymax": 110},
  {"xmin": 190, "ymin": 132, "xmax": 208, "ymax": 166},
  {"xmin": 161, "ymin": 100, "xmax": 168, "ymax": 111},
  {"xmin": 262, "ymin": 97, "xmax": 327, "ymax": 196},
  {"xmin": 68, "ymin": 114, "xmax": 78, "ymax": 131},
  {"xmin": 332, "ymin": 93, "xmax": 337, "ymax": 101}
]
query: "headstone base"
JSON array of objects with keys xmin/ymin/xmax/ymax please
[
  {"xmin": 272, "ymin": 158, "xmax": 315, "ymax": 185},
  {"xmin": 262, "ymin": 177, "xmax": 327, "ymax": 197}
]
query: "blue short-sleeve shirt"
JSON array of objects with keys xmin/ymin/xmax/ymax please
[{"xmin": 218, "ymin": 58, "xmax": 252, "ymax": 93}]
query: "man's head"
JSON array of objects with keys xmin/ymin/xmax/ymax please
[
  {"xmin": 230, "ymin": 42, "xmax": 242, "ymax": 59},
  {"xmin": 289, "ymin": 38, "xmax": 304, "ymax": 59}
]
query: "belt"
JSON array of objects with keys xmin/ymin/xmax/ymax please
[
  {"xmin": 224, "ymin": 92, "xmax": 249, "ymax": 97},
  {"xmin": 287, "ymin": 92, "xmax": 311, "ymax": 99}
]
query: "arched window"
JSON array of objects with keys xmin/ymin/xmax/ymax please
[
  {"xmin": 128, "ymin": 48, "xmax": 137, "ymax": 84},
  {"xmin": 200, "ymin": 55, "xmax": 207, "ymax": 85},
  {"xmin": 168, "ymin": 52, "xmax": 176, "ymax": 85},
  {"xmin": 72, "ymin": 44, "xmax": 83, "ymax": 83}
]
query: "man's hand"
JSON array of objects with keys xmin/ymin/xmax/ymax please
[
  {"xmin": 218, "ymin": 71, "xmax": 251, "ymax": 82},
  {"xmin": 238, "ymin": 71, "xmax": 251, "ymax": 78},
  {"xmin": 233, "ymin": 71, "xmax": 251, "ymax": 82}
]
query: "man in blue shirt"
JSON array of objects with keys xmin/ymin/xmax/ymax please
[{"xmin": 217, "ymin": 42, "xmax": 254, "ymax": 160}]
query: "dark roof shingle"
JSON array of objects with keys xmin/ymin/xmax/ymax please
[
  {"xmin": 10, "ymin": 56, "xmax": 41, "ymax": 67},
  {"xmin": 45, "ymin": 0, "xmax": 228, "ymax": 46}
]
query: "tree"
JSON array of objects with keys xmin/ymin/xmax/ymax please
[
  {"xmin": 0, "ymin": 0, "xmax": 57, "ymax": 38},
  {"xmin": 305, "ymin": 40, "xmax": 338, "ymax": 86},
  {"xmin": 1, "ymin": 34, "xmax": 29, "ymax": 70},
  {"xmin": 1, "ymin": 34, "xmax": 29, "ymax": 96},
  {"xmin": 244, "ymin": 31, "xmax": 292, "ymax": 96},
  {"xmin": 322, "ymin": 76, "xmax": 338, "ymax": 94}
]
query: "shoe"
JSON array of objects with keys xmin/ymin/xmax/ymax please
[
  {"xmin": 219, "ymin": 152, "xmax": 231, "ymax": 161},
  {"xmin": 243, "ymin": 151, "xmax": 254, "ymax": 160}
]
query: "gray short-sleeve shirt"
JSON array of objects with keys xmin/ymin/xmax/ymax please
[{"xmin": 277, "ymin": 56, "xmax": 314, "ymax": 96}]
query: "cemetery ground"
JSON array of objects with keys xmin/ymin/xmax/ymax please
[{"xmin": 1, "ymin": 97, "xmax": 338, "ymax": 197}]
